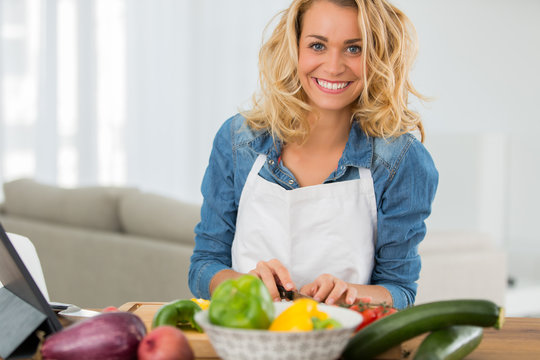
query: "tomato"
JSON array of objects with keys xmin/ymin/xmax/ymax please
[
  {"xmin": 355, "ymin": 308, "xmax": 378, "ymax": 331},
  {"xmin": 373, "ymin": 305, "xmax": 385, "ymax": 317},
  {"xmin": 376, "ymin": 305, "xmax": 397, "ymax": 318},
  {"xmin": 349, "ymin": 303, "xmax": 398, "ymax": 332},
  {"xmin": 361, "ymin": 308, "xmax": 378, "ymax": 324},
  {"xmin": 382, "ymin": 307, "xmax": 398, "ymax": 317}
]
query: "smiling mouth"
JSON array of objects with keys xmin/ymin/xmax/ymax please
[{"xmin": 314, "ymin": 78, "xmax": 351, "ymax": 92}]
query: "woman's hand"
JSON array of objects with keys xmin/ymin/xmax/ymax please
[
  {"xmin": 300, "ymin": 273, "xmax": 358, "ymax": 305},
  {"xmin": 248, "ymin": 259, "xmax": 295, "ymax": 302}
]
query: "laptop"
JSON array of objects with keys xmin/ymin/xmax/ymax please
[{"xmin": 0, "ymin": 221, "xmax": 62, "ymax": 359}]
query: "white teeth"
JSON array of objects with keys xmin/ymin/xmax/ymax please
[{"xmin": 316, "ymin": 79, "xmax": 349, "ymax": 90}]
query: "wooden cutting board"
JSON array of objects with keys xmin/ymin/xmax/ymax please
[
  {"xmin": 118, "ymin": 302, "xmax": 409, "ymax": 359},
  {"xmin": 118, "ymin": 302, "xmax": 218, "ymax": 359}
]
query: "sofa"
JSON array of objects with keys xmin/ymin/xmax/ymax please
[
  {"xmin": 0, "ymin": 179, "xmax": 508, "ymax": 309},
  {"xmin": 416, "ymin": 231, "xmax": 507, "ymax": 305},
  {"xmin": 0, "ymin": 179, "xmax": 200, "ymax": 308}
]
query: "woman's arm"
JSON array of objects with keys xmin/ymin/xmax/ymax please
[
  {"xmin": 189, "ymin": 118, "xmax": 239, "ymax": 299},
  {"xmin": 371, "ymin": 137, "xmax": 439, "ymax": 309},
  {"xmin": 209, "ymin": 269, "xmax": 244, "ymax": 294}
]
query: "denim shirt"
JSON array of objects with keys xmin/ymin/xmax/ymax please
[{"xmin": 189, "ymin": 113, "xmax": 438, "ymax": 309}]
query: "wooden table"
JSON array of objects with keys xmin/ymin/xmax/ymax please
[
  {"xmin": 193, "ymin": 317, "xmax": 540, "ymax": 359},
  {"xmin": 401, "ymin": 317, "xmax": 540, "ymax": 359},
  {"xmin": 119, "ymin": 302, "xmax": 540, "ymax": 360},
  {"xmin": 5, "ymin": 310, "xmax": 539, "ymax": 360}
]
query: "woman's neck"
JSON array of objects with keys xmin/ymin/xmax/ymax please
[
  {"xmin": 300, "ymin": 109, "xmax": 352, "ymax": 152},
  {"xmin": 281, "ymin": 109, "xmax": 352, "ymax": 187}
]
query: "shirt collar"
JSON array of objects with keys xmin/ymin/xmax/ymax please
[
  {"xmin": 249, "ymin": 129, "xmax": 282, "ymax": 159},
  {"xmin": 248, "ymin": 121, "xmax": 373, "ymax": 169},
  {"xmin": 340, "ymin": 121, "xmax": 373, "ymax": 169}
]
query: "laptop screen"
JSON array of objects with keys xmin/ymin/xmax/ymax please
[{"xmin": 0, "ymin": 222, "xmax": 61, "ymax": 358}]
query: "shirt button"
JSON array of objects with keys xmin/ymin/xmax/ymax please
[
  {"xmin": 268, "ymin": 159, "xmax": 275, "ymax": 165},
  {"xmin": 341, "ymin": 165, "xmax": 345, "ymax": 170},
  {"xmin": 288, "ymin": 179, "xmax": 294, "ymax": 185}
]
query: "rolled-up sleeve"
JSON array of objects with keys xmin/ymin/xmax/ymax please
[
  {"xmin": 371, "ymin": 139, "xmax": 439, "ymax": 309},
  {"xmin": 189, "ymin": 119, "xmax": 237, "ymax": 299}
]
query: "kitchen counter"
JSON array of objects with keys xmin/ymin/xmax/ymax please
[
  {"xmin": 119, "ymin": 302, "xmax": 540, "ymax": 360},
  {"xmin": 402, "ymin": 317, "xmax": 540, "ymax": 360},
  {"xmin": 185, "ymin": 317, "xmax": 540, "ymax": 359},
  {"xmin": 5, "ymin": 314, "xmax": 540, "ymax": 359}
]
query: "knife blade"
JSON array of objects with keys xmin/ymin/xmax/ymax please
[
  {"xmin": 52, "ymin": 302, "xmax": 100, "ymax": 317},
  {"xmin": 276, "ymin": 284, "xmax": 318, "ymax": 302}
]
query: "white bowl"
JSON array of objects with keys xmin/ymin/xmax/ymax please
[{"xmin": 194, "ymin": 301, "xmax": 362, "ymax": 360}]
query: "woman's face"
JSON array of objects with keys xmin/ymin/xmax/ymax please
[{"xmin": 297, "ymin": 1, "xmax": 364, "ymax": 115}]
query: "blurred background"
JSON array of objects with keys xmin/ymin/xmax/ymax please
[{"xmin": 0, "ymin": 0, "xmax": 539, "ymax": 313}]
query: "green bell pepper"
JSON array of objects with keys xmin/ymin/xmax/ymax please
[
  {"xmin": 152, "ymin": 299, "xmax": 203, "ymax": 332},
  {"xmin": 312, "ymin": 317, "xmax": 342, "ymax": 330},
  {"xmin": 209, "ymin": 274, "xmax": 275, "ymax": 329}
]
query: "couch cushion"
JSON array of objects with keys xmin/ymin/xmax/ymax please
[
  {"xmin": 119, "ymin": 191, "xmax": 200, "ymax": 245},
  {"xmin": 3, "ymin": 179, "xmax": 138, "ymax": 232},
  {"xmin": 419, "ymin": 230, "xmax": 496, "ymax": 254}
]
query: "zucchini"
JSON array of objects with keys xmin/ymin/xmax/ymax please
[
  {"xmin": 342, "ymin": 299, "xmax": 504, "ymax": 360},
  {"xmin": 414, "ymin": 325, "xmax": 483, "ymax": 360}
]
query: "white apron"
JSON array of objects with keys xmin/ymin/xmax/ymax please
[{"xmin": 231, "ymin": 154, "xmax": 377, "ymax": 288}]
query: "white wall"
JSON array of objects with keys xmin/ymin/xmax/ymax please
[
  {"xmin": 120, "ymin": 0, "xmax": 293, "ymax": 201},
  {"xmin": 393, "ymin": 0, "xmax": 540, "ymax": 279},
  {"xmin": 395, "ymin": 0, "xmax": 540, "ymax": 134}
]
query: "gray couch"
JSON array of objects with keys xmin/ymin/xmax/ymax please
[
  {"xmin": 416, "ymin": 231, "xmax": 507, "ymax": 305},
  {"xmin": 0, "ymin": 179, "xmax": 200, "ymax": 308},
  {"xmin": 0, "ymin": 179, "xmax": 508, "ymax": 309}
]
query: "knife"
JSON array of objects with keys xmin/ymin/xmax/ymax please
[
  {"xmin": 50, "ymin": 302, "xmax": 100, "ymax": 317},
  {"xmin": 276, "ymin": 284, "xmax": 318, "ymax": 302}
]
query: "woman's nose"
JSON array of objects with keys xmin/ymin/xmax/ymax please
[{"xmin": 325, "ymin": 50, "xmax": 346, "ymax": 75}]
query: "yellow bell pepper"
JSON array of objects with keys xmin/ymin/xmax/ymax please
[
  {"xmin": 269, "ymin": 299, "xmax": 329, "ymax": 332},
  {"xmin": 191, "ymin": 298, "xmax": 210, "ymax": 310}
]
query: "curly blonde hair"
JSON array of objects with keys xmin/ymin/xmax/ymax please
[{"xmin": 242, "ymin": 0, "xmax": 426, "ymax": 143}]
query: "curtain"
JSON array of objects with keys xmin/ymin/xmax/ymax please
[{"xmin": 0, "ymin": 0, "xmax": 290, "ymax": 203}]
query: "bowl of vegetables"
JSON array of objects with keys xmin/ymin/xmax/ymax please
[{"xmin": 194, "ymin": 275, "xmax": 363, "ymax": 360}]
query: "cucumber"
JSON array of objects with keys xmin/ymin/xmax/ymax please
[
  {"xmin": 342, "ymin": 299, "xmax": 504, "ymax": 360},
  {"xmin": 413, "ymin": 325, "xmax": 483, "ymax": 360}
]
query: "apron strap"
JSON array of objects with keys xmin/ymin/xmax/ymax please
[
  {"xmin": 357, "ymin": 166, "xmax": 377, "ymax": 245},
  {"xmin": 358, "ymin": 167, "xmax": 372, "ymax": 180},
  {"xmin": 245, "ymin": 154, "xmax": 267, "ymax": 186}
]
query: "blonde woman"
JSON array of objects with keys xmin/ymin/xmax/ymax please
[{"xmin": 189, "ymin": 0, "xmax": 438, "ymax": 310}]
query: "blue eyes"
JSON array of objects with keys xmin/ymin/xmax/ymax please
[
  {"xmin": 311, "ymin": 42, "xmax": 325, "ymax": 51},
  {"xmin": 308, "ymin": 42, "xmax": 362, "ymax": 54},
  {"xmin": 347, "ymin": 45, "xmax": 361, "ymax": 54}
]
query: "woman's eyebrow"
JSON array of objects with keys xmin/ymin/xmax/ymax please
[
  {"xmin": 306, "ymin": 34, "xmax": 328, "ymax": 42},
  {"xmin": 306, "ymin": 34, "xmax": 362, "ymax": 44},
  {"xmin": 344, "ymin": 38, "xmax": 362, "ymax": 45}
]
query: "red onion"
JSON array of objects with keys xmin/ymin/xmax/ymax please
[{"xmin": 41, "ymin": 312, "xmax": 146, "ymax": 360}]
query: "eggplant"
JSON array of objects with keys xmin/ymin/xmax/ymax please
[{"xmin": 40, "ymin": 312, "xmax": 146, "ymax": 360}]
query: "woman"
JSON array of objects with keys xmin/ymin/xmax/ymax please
[{"xmin": 189, "ymin": 0, "xmax": 438, "ymax": 310}]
